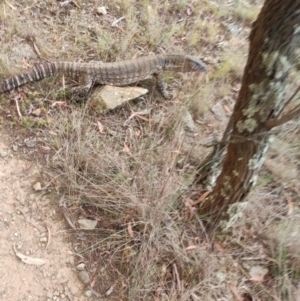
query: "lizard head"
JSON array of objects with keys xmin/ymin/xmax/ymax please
[
  {"xmin": 184, "ymin": 56, "xmax": 208, "ymax": 72},
  {"xmin": 163, "ymin": 55, "xmax": 208, "ymax": 73}
]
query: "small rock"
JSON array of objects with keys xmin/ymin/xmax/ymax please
[
  {"xmin": 77, "ymin": 219, "xmax": 97, "ymax": 230},
  {"xmin": 31, "ymin": 108, "xmax": 41, "ymax": 117},
  {"xmin": 76, "ymin": 263, "xmax": 86, "ymax": 271},
  {"xmin": 24, "ymin": 139, "xmax": 36, "ymax": 148},
  {"xmin": 84, "ymin": 290, "xmax": 93, "ymax": 298},
  {"xmin": 96, "ymin": 6, "xmax": 107, "ymax": 15},
  {"xmin": 0, "ymin": 150, "xmax": 8, "ymax": 158},
  {"xmin": 87, "ymin": 85, "xmax": 148, "ymax": 114},
  {"xmin": 78, "ymin": 270, "xmax": 90, "ymax": 285},
  {"xmin": 182, "ymin": 110, "xmax": 197, "ymax": 132},
  {"xmin": 33, "ymin": 182, "xmax": 42, "ymax": 191},
  {"xmin": 40, "ymin": 237, "xmax": 47, "ymax": 242},
  {"xmin": 106, "ymin": 284, "xmax": 115, "ymax": 296},
  {"xmin": 227, "ymin": 23, "xmax": 242, "ymax": 36},
  {"xmin": 249, "ymin": 265, "xmax": 269, "ymax": 279},
  {"xmin": 216, "ymin": 271, "xmax": 226, "ymax": 283}
]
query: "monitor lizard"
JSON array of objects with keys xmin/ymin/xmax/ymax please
[{"xmin": 0, "ymin": 54, "xmax": 207, "ymax": 99}]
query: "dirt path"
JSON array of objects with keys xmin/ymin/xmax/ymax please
[{"xmin": 0, "ymin": 134, "xmax": 91, "ymax": 301}]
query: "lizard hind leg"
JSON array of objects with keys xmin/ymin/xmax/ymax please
[
  {"xmin": 69, "ymin": 73, "xmax": 94, "ymax": 102},
  {"xmin": 154, "ymin": 72, "xmax": 172, "ymax": 100}
]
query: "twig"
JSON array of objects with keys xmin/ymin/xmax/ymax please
[
  {"xmin": 4, "ymin": 0, "xmax": 16, "ymax": 10},
  {"xmin": 44, "ymin": 223, "xmax": 52, "ymax": 251},
  {"xmin": 278, "ymin": 83, "xmax": 300, "ymax": 116},
  {"xmin": 14, "ymin": 96, "xmax": 22, "ymax": 118},
  {"xmin": 16, "ymin": 207, "xmax": 43, "ymax": 231},
  {"xmin": 63, "ymin": 208, "xmax": 76, "ymax": 229},
  {"xmin": 194, "ymin": 211, "xmax": 211, "ymax": 245},
  {"xmin": 172, "ymin": 263, "xmax": 182, "ymax": 293},
  {"xmin": 123, "ymin": 109, "xmax": 151, "ymax": 126},
  {"xmin": 25, "ymin": 36, "xmax": 42, "ymax": 59},
  {"xmin": 265, "ymin": 105, "xmax": 300, "ymax": 129},
  {"xmin": 111, "ymin": 16, "xmax": 125, "ymax": 27}
]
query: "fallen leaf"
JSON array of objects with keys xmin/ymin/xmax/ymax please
[
  {"xmin": 249, "ymin": 276, "xmax": 265, "ymax": 282},
  {"xmin": 13, "ymin": 245, "xmax": 46, "ymax": 265},
  {"xmin": 191, "ymin": 191, "xmax": 211, "ymax": 206},
  {"xmin": 97, "ymin": 120, "xmax": 104, "ymax": 133},
  {"xmin": 185, "ymin": 198, "xmax": 195, "ymax": 220},
  {"xmin": 223, "ymin": 104, "xmax": 231, "ymax": 113},
  {"xmin": 123, "ymin": 142, "xmax": 132, "ymax": 156},
  {"xmin": 127, "ymin": 221, "xmax": 135, "ymax": 238},
  {"xmin": 185, "ymin": 245, "xmax": 197, "ymax": 250},
  {"xmin": 90, "ymin": 275, "xmax": 98, "ymax": 288},
  {"xmin": 48, "ymin": 130, "xmax": 57, "ymax": 136},
  {"xmin": 51, "ymin": 101, "xmax": 67, "ymax": 107},
  {"xmin": 135, "ymin": 129, "xmax": 141, "ymax": 137},
  {"xmin": 40, "ymin": 145, "xmax": 51, "ymax": 151}
]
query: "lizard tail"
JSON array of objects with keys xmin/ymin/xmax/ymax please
[{"xmin": 0, "ymin": 62, "xmax": 59, "ymax": 93}]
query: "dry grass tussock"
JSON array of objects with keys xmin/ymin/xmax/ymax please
[
  {"xmin": 1, "ymin": 0, "xmax": 300, "ymax": 300},
  {"xmin": 47, "ymin": 105, "xmax": 216, "ymax": 299}
]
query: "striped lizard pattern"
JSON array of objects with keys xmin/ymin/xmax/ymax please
[{"xmin": 0, "ymin": 54, "xmax": 207, "ymax": 99}]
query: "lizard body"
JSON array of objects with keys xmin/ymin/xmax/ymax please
[{"xmin": 0, "ymin": 54, "xmax": 207, "ymax": 99}]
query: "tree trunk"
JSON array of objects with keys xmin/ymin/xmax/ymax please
[{"xmin": 199, "ymin": 0, "xmax": 300, "ymax": 230}]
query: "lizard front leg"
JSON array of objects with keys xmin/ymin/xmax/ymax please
[
  {"xmin": 154, "ymin": 72, "xmax": 171, "ymax": 100},
  {"xmin": 69, "ymin": 73, "xmax": 94, "ymax": 102}
]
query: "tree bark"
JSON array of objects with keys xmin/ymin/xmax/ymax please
[{"xmin": 199, "ymin": 0, "xmax": 300, "ymax": 230}]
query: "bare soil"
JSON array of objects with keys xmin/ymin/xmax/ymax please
[{"xmin": 0, "ymin": 134, "xmax": 93, "ymax": 301}]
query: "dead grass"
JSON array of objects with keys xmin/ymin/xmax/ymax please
[
  {"xmin": 44, "ymin": 105, "xmax": 214, "ymax": 299},
  {"xmin": 1, "ymin": 0, "xmax": 300, "ymax": 300}
]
